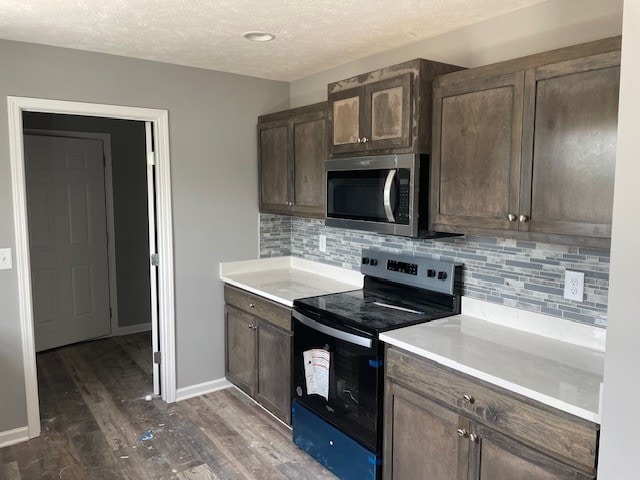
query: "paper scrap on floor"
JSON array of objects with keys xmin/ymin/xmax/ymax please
[{"xmin": 303, "ymin": 349, "xmax": 330, "ymax": 400}]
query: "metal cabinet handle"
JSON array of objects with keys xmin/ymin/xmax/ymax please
[
  {"xmin": 463, "ymin": 394, "xmax": 475, "ymax": 404},
  {"xmin": 457, "ymin": 428, "xmax": 469, "ymax": 438},
  {"xmin": 507, "ymin": 213, "xmax": 516, "ymax": 222},
  {"xmin": 519, "ymin": 214, "xmax": 529, "ymax": 223},
  {"xmin": 469, "ymin": 433, "xmax": 479, "ymax": 443}
]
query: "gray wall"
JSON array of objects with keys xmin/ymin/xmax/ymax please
[
  {"xmin": 290, "ymin": 0, "xmax": 623, "ymax": 106},
  {"xmin": 260, "ymin": 215, "xmax": 610, "ymax": 327},
  {"xmin": 0, "ymin": 39, "xmax": 289, "ymax": 432},
  {"xmin": 598, "ymin": 0, "xmax": 640, "ymax": 476},
  {"xmin": 22, "ymin": 113, "xmax": 151, "ymax": 329}
]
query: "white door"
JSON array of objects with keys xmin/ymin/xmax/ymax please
[
  {"xmin": 145, "ymin": 122, "xmax": 161, "ymax": 396},
  {"xmin": 25, "ymin": 134, "xmax": 111, "ymax": 352}
]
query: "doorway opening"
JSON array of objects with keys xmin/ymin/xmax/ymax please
[{"xmin": 8, "ymin": 97, "xmax": 176, "ymax": 440}]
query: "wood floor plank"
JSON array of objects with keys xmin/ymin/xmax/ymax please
[
  {"xmin": 0, "ymin": 333, "xmax": 336, "ymax": 480},
  {"xmin": 0, "ymin": 461, "xmax": 22, "ymax": 480},
  {"xmin": 177, "ymin": 463, "xmax": 221, "ymax": 480}
]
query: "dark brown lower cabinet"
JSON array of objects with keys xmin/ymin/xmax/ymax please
[
  {"xmin": 384, "ymin": 382, "xmax": 470, "ymax": 480},
  {"xmin": 224, "ymin": 286, "xmax": 292, "ymax": 424},
  {"xmin": 384, "ymin": 347, "xmax": 598, "ymax": 480}
]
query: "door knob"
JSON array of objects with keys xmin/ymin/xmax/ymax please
[
  {"xmin": 457, "ymin": 428, "xmax": 469, "ymax": 438},
  {"xmin": 507, "ymin": 213, "xmax": 516, "ymax": 222},
  {"xmin": 519, "ymin": 214, "xmax": 529, "ymax": 223}
]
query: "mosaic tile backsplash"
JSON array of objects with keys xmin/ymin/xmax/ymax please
[{"xmin": 259, "ymin": 214, "xmax": 610, "ymax": 328}]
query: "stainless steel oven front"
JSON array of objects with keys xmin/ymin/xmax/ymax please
[{"xmin": 325, "ymin": 153, "xmax": 426, "ymax": 237}]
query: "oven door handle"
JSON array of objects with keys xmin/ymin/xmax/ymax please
[
  {"xmin": 383, "ymin": 169, "xmax": 396, "ymax": 223},
  {"xmin": 293, "ymin": 310, "xmax": 373, "ymax": 348}
]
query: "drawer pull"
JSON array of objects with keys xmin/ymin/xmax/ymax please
[
  {"xmin": 469, "ymin": 433, "xmax": 479, "ymax": 443},
  {"xmin": 457, "ymin": 428, "xmax": 469, "ymax": 438},
  {"xmin": 249, "ymin": 303, "xmax": 255, "ymax": 308},
  {"xmin": 463, "ymin": 394, "xmax": 475, "ymax": 404}
]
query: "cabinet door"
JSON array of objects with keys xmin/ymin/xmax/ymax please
[
  {"xmin": 259, "ymin": 120, "xmax": 291, "ymax": 215},
  {"xmin": 520, "ymin": 52, "xmax": 620, "ymax": 238},
  {"xmin": 474, "ymin": 423, "xmax": 595, "ymax": 480},
  {"xmin": 364, "ymin": 73, "xmax": 412, "ymax": 151},
  {"xmin": 328, "ymin": 86, "xmax": 365, "ymax": 155},
  {"xmin": 290, "ymin": 109, "xmax": 326, "ymax": 218},
  {"xmin": 384, "ymin": 382, "xmax": 470, "ymax": 480},
  {"xmin": 256, "ymin": 319, "xmax": 292, "ymax": 424},
  {"xmin": 430, "ymin": 72, "xmax": 525, "ymax": 232},
  {"xmin": 225, "ymin": 305, "xmax": 256, "ymax": 396}
]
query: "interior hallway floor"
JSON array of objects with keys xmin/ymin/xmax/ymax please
[{"xmin": 0, "ymin": 332, "xmax": 335, "ymax": 480}]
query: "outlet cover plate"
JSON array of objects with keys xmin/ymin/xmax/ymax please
[
  {"xmin": 0, "ymin": 248, "xmax": 12, "ymax": 270},
  {"xmin": 564, "ymin": 270, "xmax": 584, "ymax": 302},
  {"xmin": 319, "ymin": 234, "xmax": 326, "ymax": 253}
]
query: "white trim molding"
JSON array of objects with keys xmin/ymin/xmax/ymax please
[
  {"xmin": 0, "ymin": 427, "xmax": 29, "ymax": 449},
  {"xmin": 176, "ymin": 378, "xmax": 233, "ymax": 402},
  {"xmin": 7, "ymin": 96, "xmax": 178, "ymax": 443},
  {"xmin": 117, "ymin": 322, "xmax": 153, "ymax": 336}
]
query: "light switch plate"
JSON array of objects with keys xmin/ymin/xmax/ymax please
[
  {"xmin": 564, "ymin": 270, "xmax": 584, "ymax": 302},
  {"xmin": 0, "ymin": 248, "xmax": 12, "ymax": 270}
]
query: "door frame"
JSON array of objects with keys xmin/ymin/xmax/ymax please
[
  {"xmin": 24, "ymin": 129, "xmax": 120, "ymax": 337},
  {"xmin": 7, "ymin": 96, "xmax": 177, "ymax": 439}
]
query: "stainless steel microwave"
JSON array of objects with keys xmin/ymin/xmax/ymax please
[{"xmin": 325, "ymin": 154, "xmax": 435, "ymax": 237}]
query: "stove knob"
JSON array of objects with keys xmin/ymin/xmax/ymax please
[
  {"xmin": 427, "ymin": 269, "xmax": 436, "ymax": 278},
  {"xmin": 370, "ymin": 259, "xmax": 378, "ymax": 266},
  {"xmin": 362, "ymin": 257, "xmax": 370, "ymax": 265},
  {"xmin": 437, "ymin": 271, "xmax": 448, "ymax": 280}
]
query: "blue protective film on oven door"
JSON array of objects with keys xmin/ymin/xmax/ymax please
[
  {"xmin": 368, "ymin": 359, "xmax": 384, "ymax": 368},
  {"xmin": 292, "ymin": 400, "xmax": 380, "ymax": 480}
]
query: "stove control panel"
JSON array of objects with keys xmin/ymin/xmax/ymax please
[
  {"xmin": 361, "ymin": 249, "xmax": 462, "ymax": 295},
  {"xmin": 386, "ymin": 260, "xmax": 418, "ymax": 276}
]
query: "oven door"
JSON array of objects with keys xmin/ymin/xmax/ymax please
[{"xmin": 292, "ymin": 310, "xmax": 383, "ymax": 453}]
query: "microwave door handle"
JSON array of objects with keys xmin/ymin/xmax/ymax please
[
  {"xmin": 383, "ymin": 169, "xmax": 396, "ymax": 223},
  {"xmin": 292, "ymin": 310, "xmax": 373, "ymax": 348}
]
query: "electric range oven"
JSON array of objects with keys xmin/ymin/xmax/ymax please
[{"xmin": 291, "ymin": 249, "xmax": 462, "ymax": 480}]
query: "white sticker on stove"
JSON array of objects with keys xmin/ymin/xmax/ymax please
[{"xmin": 303, "ymin": 349, "xmax": 330, "ymax": 401}]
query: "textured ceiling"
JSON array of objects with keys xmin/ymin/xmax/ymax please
[{"xmin": 0, "ymin": 0, "xmax": 548, "ymax": 81}]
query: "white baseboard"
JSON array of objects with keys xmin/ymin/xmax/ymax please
[
  {"xmin": 0, "ymin": 426, "xmax": 29, "ymax": 448},
  {"xmin": 176, "ymin": 378, "xmax": 233, "ymax": 402},
  {"xmin": 117, "ymin": 322, "xmax": 152, "ymax": 336}
]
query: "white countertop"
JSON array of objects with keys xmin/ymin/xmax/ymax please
[
  {"xmin": 219, "ymin": 256, "xmax": 363, "ymax": 307},
  {"xmin": 380, "ymin": 310, "xmax": 605, "ymax": 424}
]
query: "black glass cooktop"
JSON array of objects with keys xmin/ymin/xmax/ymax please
[{"xmin": 293, "ymin": 277, "xmax": 460, "ymax": 336}]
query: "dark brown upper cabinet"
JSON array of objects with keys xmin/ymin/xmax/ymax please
[
  {"xmin": 430, "ymin": 37, "xmax": 621, "ymax": 248},
  {"xmin": 258, "ymin": 102, "xmax": 327, "ymax": 218},
  {"xmin": 328, "ymin": 59, "xmax": 463, "ymax": 157}
]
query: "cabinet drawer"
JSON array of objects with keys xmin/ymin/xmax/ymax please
[
  {"xmin": 224, "ymin": 285, "xmax": 291, "ymax": 331},
  {"xmin": 386, "ymin": 347, "xmax": 599, "ymax": 474}
]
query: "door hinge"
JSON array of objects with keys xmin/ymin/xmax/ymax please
[
  {"xmin": 147, "ymin": 151, "xmax": 156, "ymax": 166},
  {"xmin": 151, "ymin": 253, "xmax": 159, "ymax": 266},
  {"xmin": 109, "ymin": 307, "xmax": 112, "ymax": 318},
  {"xmin": 103, "ymin": 154, "xmax": 107, "ymax": 167},
  {"xmin": 153, "ymin": 351, "xmax": 161, "ymax": 364}
]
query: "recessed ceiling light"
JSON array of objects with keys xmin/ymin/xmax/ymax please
[{"xmin": 242, "ymin": 31, "xmax": 275, "ymax": 42}]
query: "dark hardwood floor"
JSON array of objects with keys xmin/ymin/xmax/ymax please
[{"xmin": 0, "ymin": 333, "xmax": 335, "ymax": 480}]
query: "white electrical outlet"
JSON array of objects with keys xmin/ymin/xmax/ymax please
[
  {"xmin": 319, "ymin": 234, "xmax": 327, "ymax": 253},
  {"xmin": 0, "ymin": 248, "xmax": 12, "ymax": 270},
  {"xmin": 564, "ymin": 270, "xmax": 584, "ymax": 302}
]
